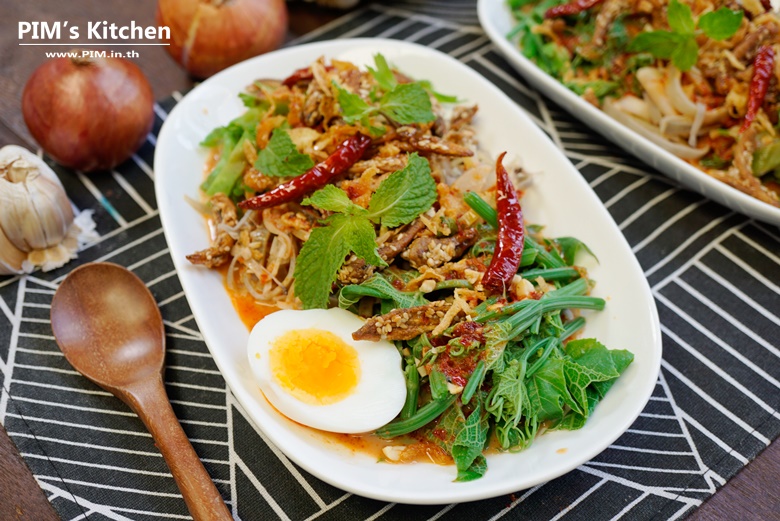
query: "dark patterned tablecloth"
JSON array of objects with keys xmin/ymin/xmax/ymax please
[{"xmin": 1, "ymin": 1, "xmax": 779, "ymax": 519}]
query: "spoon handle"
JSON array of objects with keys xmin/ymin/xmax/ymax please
[{"xmin": 124, "ymin": 377, "xmax": 233, "ymax": 521}]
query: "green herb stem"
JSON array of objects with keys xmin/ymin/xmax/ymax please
[
  {"xmin": 561, "ymin": 316, "xmax": 586, "ymax": 341},
  {"xmin": 526, "ymin": 338, "xmax": 560, "ymax": 377},
  {"xmin": 462, "ymin": 360, "xmax": 486, "ymax": 405},
  {"xmin": 520, "ymin": 267, "xmax": 580, "ymax": 281},
  {"xmin": 520, "ymin": 248, "xmax": 538, "ymax": 267},
  {"xmin": 475, "ymin": 299, "xmax": 536, "ymax": 323},
  {"xmin": 464, "ymin": 192, "xmax": 564, "ymax": 270},
  {"xmin": 506, "ymin": 296, "xmax": 605, "ymax": 339},
  {"xmin": 547, "ymin": 277, "xmax": 589, "ymax": 298},
  {"xmin": 464, "ymin": 192, "xmax": 499, "ymax": 227},
  {"xmin": 474, "ymin": 278, "xmax": 589, "ymax": 323},
  {"xmin": 434, "ymin": 279, "xmax": 474, "ymax": 291},
  {"xmin": 376, "ymin": 395, "xmax": 458, "ymax": 438},
  {"xmin": 401, "ymin": 362, "xmax": 420, "ymax": 420}
]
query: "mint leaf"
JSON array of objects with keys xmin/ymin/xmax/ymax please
[
  {"xmin": 668, "ymin": 0, "xmax": 695, "ymax": 35},
  {"xmin": 367, "ymin": 153, "xmax": 437, "ymax": 227},
  {"xmin": 671, "ymin": 35, "xmax": 699, "ymax": 71},
  {"xmin": 699, "ymin": 8, "xmax": 743, "ymax": 41},
  {"xmin": 368, "ymin": 53, "xmax": 397, "ymax": 92},
  {"xmin": 628, "ymin": 31, "xmax": 684, "ymax": 58},
  {"xmin": 334, "ymin": 82, "xmax": 377, "ymax": 124},
  {"xmin": 293, "ymin": 214, "xmax": 385, "ymax": 309},
  {"xmin": 417, "ymin": 79, "xmax": 460, "ymax": 104},
  {"xmin": 302, "ymin": 185, "xmax": 366, "ymax": 215},
  {"xmin": 254, "ymin": 127, "xmax": 315, "ymax": 178},
  {"xmin": 338, "ymin": 274, "xmax": 428, "ymax": 309},
  {"xmin": 379, "ymin": 83, "xmax": 436, "ymax": 125}
]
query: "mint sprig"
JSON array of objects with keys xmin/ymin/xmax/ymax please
[
  {"xmin": 334, "ymin": 53, "xmax": 462, "ymax": 133},
  {"xmin": 335, "ymin": 80, "xmax": 435, "ymax": 129},
  {"xmin": 629, "ymin": 0, "xmax": 743, "ymax": 71},
  {"xmin": 294, "ymin": 153, "xmax": 437, "ymax": 308}
]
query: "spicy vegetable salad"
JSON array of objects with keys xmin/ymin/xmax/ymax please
[
  {"xmin": 188, "ymin": 55, "xmax": 632, "ymax": 480},
  {"xmin": 508, "ymin": 0, "xmax": 780, "ymax": 207}
]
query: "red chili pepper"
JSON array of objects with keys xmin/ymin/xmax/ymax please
[
  {"xmin": 545, "ymin": 0, "xmax": 605, "ymax": 18},
  {"xmin": 238, "ymin": 133, "xmax": 371, "ymax": 211},
  {"xmin": 482, "ymin": 152, "xmax": 525, "ymax": 294},
  {"xmin": 281, "ymin": 65, "xmax": 335, "ymax": 87},
  {"xmin": 742, "ymin": 45, "xmax": 775, "ymax": 133},
  {"xmin": 761, "ymin": 0, "xmax": 772, "ymax": 11},
  {"xmin": 282, "ymin": 67, "xmax": 314, "ymax": 87}
]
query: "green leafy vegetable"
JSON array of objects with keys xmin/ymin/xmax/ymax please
[
  {"xmin": 255, "ymin": 126, "xmax": 315, "ymax": 178},
  {"xmin": 564, "ymin": 80, "xmax": 619, "ymax": 100},
  {"xmin": 554, "ymin": 236, "xmax": 598, "ymax": 265},
  {"xmin": 379, "ymin": 83, "xmax": 437, "ymax": 125},
  {"xmin": 452, "ymin": 403, "xmax": 490, "ymax": 482},
  {"xmin": 700, "ymin": 154, "xmax": 732, "ymax": 170},
  {"xmin": 334, "ymin": 69, "xmax": 436, "ymax": 130},
  {"xmin": 367, "ymin": 153, "xmax": 437, "ymax": 227},
  {"xmin": 628, "ymin": 0, "xmax": 742, "ymax": 71},
  {"xmin": 335, "ymin": 83, "xmax": 376, "ymax": 125},
  {"xmin": 629, "ymin": 31, "xmax": 684, "ymax": 60},
  {"xmin": 294, "ymin": 214, "xmax": 386, "ymax": 309},
  {"xmin": 752, "ymin": 140, "xmax": 780, "ymax": 176},
  {"xmin": 367, "ymin": 53, "xmax": 397, "ymax": 91},
  {"xmin": 239, "ymin": 92, "xmax": 262, "ymax": 108},
  {"xmin": 672, "ymin": 36, "xmax": 699, "ymax": 71},
  {"xmin": 302, "ymin": 184, "xmax": 366, "ymax": 215},
  {"xmin": 296, "ymin": 153, "xmax": 438, "ymax": 308},
  {"xmin": 698, "ymin": 8, "xmax": 744, "ymax": 41},
  {"xmin": 338, "ymin": 274, "xmax": 428, "ymax": 310},
  {"xmin": 667, "ymin": 0, "xmax": 694, "ymax": 35},
  {"xmin": 200, "ymin": 105, "xmax": 267, "ymax": 197}
]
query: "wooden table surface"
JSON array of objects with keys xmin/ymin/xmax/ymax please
[{"xmin": 0, "ymin": 1, "xmax": 777, "ymax": 519}]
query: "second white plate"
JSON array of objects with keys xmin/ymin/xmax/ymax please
[{"xmin": 478, "ymin": 0, "xmax": 780, "ymax": 226}]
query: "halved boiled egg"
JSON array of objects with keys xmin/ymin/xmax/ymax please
[{"xmin": 247, "ymin": 307, "xmax": 406, "ymax": 433}]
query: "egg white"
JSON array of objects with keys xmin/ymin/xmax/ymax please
[{"xmin": 247, "ymin": 307, "xmax": 407, "ymax": 434}]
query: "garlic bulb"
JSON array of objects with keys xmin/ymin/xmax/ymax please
[{"xmin": 0, "ymin": 145, "xmax": 96, "ymax": 274}]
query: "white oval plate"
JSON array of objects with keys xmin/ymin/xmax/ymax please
[
  {"xmin": 478, "ymin": 0, "xmax": 780, "ymax": 226},
  {"xmin": 155, "ymin": 38, "xmax": 662, "ymax": 504}
]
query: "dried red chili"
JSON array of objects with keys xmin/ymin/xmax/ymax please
[
  {"xmin": 482, "ymin": 152, "xmax": 525, "ymax": 294},
  {"xmin": 281, "ymin": 67, "xmax": 314, "ymax": 87},
  {"xmin": 741, "ymin": 45, "xmax": 775, "ymax": 133},
  {"xmin": 545, "ymin": 0, "xmax": 605, "ymax": 19},
  {"xmin": 238, "ymin": 133, "xmax": 371, "ymax": 211},
  {"xmin": 281, "ymin": 65, "xmax": 335, "ymax": 87},
  {"xmin": 761, "ymin": 0, "xmax": 772, "ymax": 12}
]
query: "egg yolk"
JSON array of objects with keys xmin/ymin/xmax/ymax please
[{"xmin": 269, "ymin": 329, "xmax": 360, "ymax": 405}]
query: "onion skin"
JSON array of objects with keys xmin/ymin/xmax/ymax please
[
  {"xmin": 157, "ymin": 0, "xmax": 288, "ymax": 79},
  {"xmin": 22, "ymin": 55, "xmax": 154, "ymax": 172}
]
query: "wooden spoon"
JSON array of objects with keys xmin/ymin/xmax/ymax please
[{"xmin": 50, "ymin": 262, "xmax": 232, "ymax": 521}]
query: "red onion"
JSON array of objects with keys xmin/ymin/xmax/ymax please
[
  {"xmin": 157, "ymin": 0, "xmax": 288, "ymax": 79},
  {"xmin": 22, "ymin": 54, "xmax": 154, "ymax": 172}
]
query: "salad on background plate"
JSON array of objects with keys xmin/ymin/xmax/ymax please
[{"xmin": 479, "ymin": 0, "xmax": 780, "ymax": 225}]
